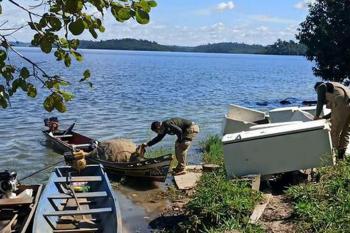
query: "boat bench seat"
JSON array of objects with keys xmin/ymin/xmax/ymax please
[
  {"xmin": 45, "ymin": 207, "xmax": 112, "ymax": 217},
  {"xmin": 54, "ymin": 135, "xmax": 73, "ymax": 138},
  {"xmin": 72, "ymin": 144, "xmax": 91, "ymax": 148},
  {"xmin": 53, "ymin": 228, "xmax": 99, "ymax": 233},
  {"xmin": 53, "ymin": 176, "xmax": 102, "ymax": 183},
  {"xmin": 48, "ymin": 191, "xmax": 107, "ymax": 199}
]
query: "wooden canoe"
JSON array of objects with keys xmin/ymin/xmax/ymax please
[
  {"xmin": 43, "ymin": 128, "xmax": 172, "ymax": 182},
  {"xmin": 32, "ymin": 164, "xmax": 122, "ymax": 233},
  {"xmin": 0, "ymin": 184, "xmax": 43, "ymax": 233}
]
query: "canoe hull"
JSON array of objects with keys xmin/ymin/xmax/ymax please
[
  {"xmin": 43, "ymin": 130, "xmax": 172, "ymax": 182},
  {"xmin": 32, "ymin": 164, "xmax": 122, "ymax": 233},
  {"xmin": 0, "ymin": 184, "xmax": 43, "ymax": 233}
]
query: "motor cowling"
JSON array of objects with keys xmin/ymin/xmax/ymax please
[{"xmin": 0, "ymin": 170, "xmax": 17, "ymax": 198}]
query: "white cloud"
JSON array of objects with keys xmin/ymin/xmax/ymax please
[
  {"xmin": 294, "ymin": 0, "xmax": 316, "ymax": 10},
  {"xmin": 251, "ymin": 15, "xmax": 297, "ymax": 24},
  {"xmin": 216, "ymin": 1, "xmax": 235, "ymax": 11}
]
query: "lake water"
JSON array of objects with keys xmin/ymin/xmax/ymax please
[{"xmin": 0, "ymin": 48, "xmax": 318, "ymax": 232}]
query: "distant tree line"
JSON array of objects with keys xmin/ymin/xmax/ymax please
[{"xmin": 76, "ymin": 38, "xmax": 306, "ymax": 55}]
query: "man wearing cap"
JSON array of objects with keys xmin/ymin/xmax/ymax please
[
  {"xmin": 314, "ymin": 81, "xmax": 350, "ymax": 160},
  {"xmin": 140, "ymin": 118, "xmax": 200, "ymax": 175}
]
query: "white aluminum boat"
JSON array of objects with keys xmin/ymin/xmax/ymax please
[
  {"xmin": 269, "ymin": 106, "xmax": 331, "ymax": 123},
  {"xmin": 223, "ymin": 104, "xmax": 267, "ymax": 135},
  {"xmin": 223, "ymin": 120, "xmax": 334, "ymax": 177}
]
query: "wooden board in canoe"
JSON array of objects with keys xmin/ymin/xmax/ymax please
[
  {"xmin": 0, "ymin": 184, "xmax": 43, "ymax": 233},
  {"xmin": 43, "ymin": 128, "xmax": 172, "ymax": 182},
  {"xmin": 32, "ymin": 164, "xmax": 122, "ymax": 233}
]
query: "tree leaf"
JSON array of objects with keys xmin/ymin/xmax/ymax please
[
  {"xmin": 136, "ymin": 9, "xmax": 149, "ymax": 24},
  {"xmin": 20, "ymin": 67, "xmax": 30, "ymax": 79},
  {"xmin": 80, "ymin": 69, "xmax": 91, "ymax": 82},
  {"xmin": 40, "ymin": 37, "xmax": 52, "ymax": 53},
  {"xmin": 148, "ymin": 0, "xmax": 157, "ymax": 7},
  {"xmin": 43, "ymin": 95, "xmax": 55, "ymax": 112},
  {"xmin": 0, "ymin": 50, "xmax": 6, "ymax": 61},
  {"xmin": 69, "ymin": 18, "xmax": 85, "ymax": 36},
  {"xmin": 48, "ymin": 16, "xmax": 62, "ymax": 31},
  {"xmin": 71, "ymin": 50, "xmax": 83, "ymax": 62},
  {"xmin": 60, "ymin": 90, "xmax": 74, "ymax": 101},
  {"xmin": 64, "ymin": 53, "xmax": 71, "ymax": 67},
  {"xmin": 27, "ymin": 84, "xmax": 37, "ymax": 98},
  {"xmin": 89, "ymin": 28, "xmax": 98, "ymax": 39}
]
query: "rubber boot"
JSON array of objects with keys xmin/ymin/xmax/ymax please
[{"xmin": 338, "ymin": 149, "xmax": 346, "ymax": 160}]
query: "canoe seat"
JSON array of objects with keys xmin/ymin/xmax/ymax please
[
  {"xmin": 44, "ymin": 207, "xmax": 112, "ymax": 217},
  {"xmin": 48, "ymin": 192, "xmax": 107, "ymax": 199},
  {"xmin": 53, "ymin": 176, "xmax": 102, "ymax": 183},
  {"xmin": 54, "ymin": 135, "xmax": 73, "ymax": 138},
  {"xmin": 72, "ymin": 144, "xmax": 91, "ymax": 148},
  {"xmin": 53, "ymin": 228, "xmax": 99, "ymax": 233}
]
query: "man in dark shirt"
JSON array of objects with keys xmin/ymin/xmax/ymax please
[
  {"xmin": 140, "ymin": 118, "xmax": 200, "ymax": 175},
  {"xmin": 314, "ymin": 82, "xmax": 350, "ymax": 160}
]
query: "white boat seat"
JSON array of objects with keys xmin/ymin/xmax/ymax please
[
  {"xmin": 44, "ymin": 207, "xmax": 112, "ymax": 216},
  {"xmin": 48, "ymin": 192, "xmax": 107, "ymax": 199},
  {"xmin": 72, "ymin": 144, "xmax": 91, "ymax": 148},
  {"xmin": 53, "ymin": 176, "xmax": 102, "ymax": 183},
  {"xmin": 53, "ymin": 228, "xmax": 99, "ymax": 233},
  {"xmin": 54, "ymin": 135, "xmax": 73, "ymax": 138}
]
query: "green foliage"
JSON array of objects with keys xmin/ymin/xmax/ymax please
[
  {"xmin": 286, "ymin": 158, "xmax": 350, "ymax": 232},
  {"xmin": 265, "ymin": 39, "xmax": 307, "ymax": 56},
  {"xmin": 171, "ymin": 135, "xmax": 263, "ymax": 233},
  {"xmin": 298, "ymin": 0, "xmax": 350, "ymax": 82},
  {"xmin": 183, "ymin": 169, "xmax": 262, "ymax": 232},
  {"xmin": 200, "ymin": 135, "xmax": 224, "ymax": 165},
  {"xmin": 0, "ymin": 0, "xmax": 157, "ymax": 112},
  {"xmin": 78, "ymin": 38, "xmax": 306, "ymax": 56}
]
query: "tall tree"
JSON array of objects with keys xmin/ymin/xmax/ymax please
[
  {"xmin": 297, "ymin": 0, "xmax": 350, "ymax": 83},
  {"xmin": 0, "ymin": 0, "xmax": 156, "ymax": 112}
]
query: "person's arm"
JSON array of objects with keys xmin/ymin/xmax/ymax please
[
  {"xmin": 146, "ymin": 133, "xmax": 166, "ymax": 147},
  {"xmin": 315, "ymin": 84, "xmax": 327, "ymax": 119}
]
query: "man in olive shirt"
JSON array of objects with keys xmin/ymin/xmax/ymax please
[
  {"xmin": 140, "ymin": 118, "xmax": 200, "ymax": 175},
  {"xmin": 314, "ymin": 82, "xmax": 350, "ymax": 159}
]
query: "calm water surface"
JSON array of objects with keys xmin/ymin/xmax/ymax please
[{"xmin": 0, "ymin": 48, "xmax": 318, "ymax": 232}]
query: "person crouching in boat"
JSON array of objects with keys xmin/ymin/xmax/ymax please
[
  {"xmin": 314, "ymin": 81, "xmax": 350, "ymax": 160},
  {"xmin": 139, "ymin": 118, "xmax": 200, "ymax": 175},
  {"xmin": 87, "ymin": 139, "xmax": 145, "ymax": 162}
]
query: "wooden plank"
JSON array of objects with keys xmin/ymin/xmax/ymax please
[
  {"xmin": 251, "ymin": 175, "xmax": 261, "ymax": 191},
  {"xmin": 48, "ymin": 192, "xmax": 107, "ymax": 199},
  {"xmin": 0, "ymin": 197, "xmax": 33, "ymax": 206},
  {"xmin": 174, "ymin": 172, "xmax": 202, "ymax": 190},
  {"xmin": 249, "ymin": 194, "xmax": 272, "ymax": 224},
  {"xmin": 45, "ymin": 208, "xmax": 112, "ymax": 216},
  {"xmin": 53, "ymin": 176, "xmax": 102, "ymax": 183}
]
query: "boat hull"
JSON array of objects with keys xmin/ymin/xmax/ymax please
[
  {"xmin": 223, "ymin": 121, "xmax": 334, "ymax": 177},
  {"xmin": 43, "ymin": 130, "xmax": 172, "ymax": 182},
  {"xmin": 32, "ymin": 165, "xmax": 122, "ymax": 233}
]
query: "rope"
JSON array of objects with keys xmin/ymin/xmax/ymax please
[{"xmin": 19, "ymin": 159, "xmax": 64, "ymax": 182}]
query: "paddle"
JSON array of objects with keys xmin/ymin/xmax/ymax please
[{"xmin": 0, "ymin": 214, "xmax": 18, "ymax": 233}]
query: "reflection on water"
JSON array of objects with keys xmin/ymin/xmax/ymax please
[{"xmin": 0, "ymin": 48, "xmax": 318, "ymax": 231}]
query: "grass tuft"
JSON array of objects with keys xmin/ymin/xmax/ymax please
[
  {"xmin": 286, "ymin": 158, "xmax": 350, "ymax": 232},
  {"xmin": 173, "ymin": 135, "xmax": 263, "ymax": 232}
]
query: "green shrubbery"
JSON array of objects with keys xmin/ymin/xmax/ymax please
[
  {"xmin": 174, "ymin": 135, "xmax": 263, "ymax": 232},
  {"xmin": 286, "ymin": 158, "xmax": 350, "ymax": 232}
]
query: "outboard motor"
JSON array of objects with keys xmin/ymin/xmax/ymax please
[
  {"xmin": 0, "ymin": 170, "xmax": 18, "ymax": 199},
  {"xmin": 44, "ymin": 117, "xmax": 60, "ymax": 132}
]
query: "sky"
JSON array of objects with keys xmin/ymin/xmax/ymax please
[{"xmin": 1, "ymin": 0, "xmax": 314, "ymax": 46}]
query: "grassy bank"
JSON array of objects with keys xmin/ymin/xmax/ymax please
[
  {"xmin": 286, "ymin": 158, "xmax": 350, "ymax": 232},
  {"xmin": 172, "ymin": 135, "xmax": 263, "ymax": 232}
]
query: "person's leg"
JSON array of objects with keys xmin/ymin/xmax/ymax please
[
  {"xmin": 175, "ymin": 140, "xmax": 191, "ymax": 172},
  {"xmin": 338, "ymin": 110, "xmax": 350, "ymax": 159}
]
